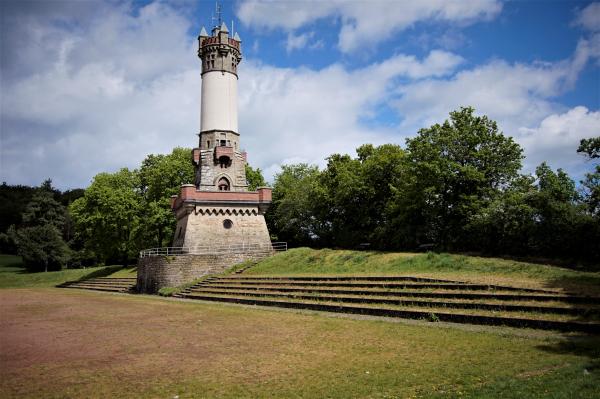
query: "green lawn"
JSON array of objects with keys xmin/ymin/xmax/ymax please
[
  {"xmin": 244, "ymin": 248, "xmax": 600, "ymax": 295},
  {"xmin": 0, "ymin": 254, "xmax": 127, "ymax": 288}
]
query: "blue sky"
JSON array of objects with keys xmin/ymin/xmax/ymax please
[{"xmin": 1, "ymin": 0, "xmax": 598, "ymax": 189}]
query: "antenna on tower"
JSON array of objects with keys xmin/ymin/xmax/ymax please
[{"xmin": 211, "ymin": 1, "xmax": 222, "ymax": 28}]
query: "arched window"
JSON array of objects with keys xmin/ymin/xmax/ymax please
[{"xmin": 218, "ymin": 177, "xmax": 230, "ymax": 191}]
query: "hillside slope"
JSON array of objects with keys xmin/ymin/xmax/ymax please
[{"xmin": 243, "ymin": 248, "xmax": 600, "ymax": 295}]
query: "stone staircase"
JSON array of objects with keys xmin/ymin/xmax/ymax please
[
  {"xmin": 58, "ymin": 277, "xmax": 137, "ymax": 293},
  {"xmin": 175, "ymin": 275, "xmax": 600, "ymax": 333}
]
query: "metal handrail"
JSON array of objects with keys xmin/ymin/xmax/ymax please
[{"xmin": 139, "ymin": 242, "xmax": 287, "ymax": 258}]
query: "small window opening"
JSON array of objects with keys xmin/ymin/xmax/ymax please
[
  {"xmin": 223, "ymin": 219, "xmax": 233, "ymax": 229},
  {"xmin": 207, "ymin": 140, "xmax": 210, "ymax": 148},
  {"xmin": 218, "ymin": 177, "xmax": 230, "ymax": 191},
  {"xmin": 220, "ymin": 139, "xmax": 226, "ymax": 146}
]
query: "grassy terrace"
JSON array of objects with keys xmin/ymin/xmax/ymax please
[
  {"xmin": 1, "ymin": 251, "xmax": 599, "ymax": 398},
  {"xmin": 243, "ymin": 248, "xmax": 600, "ymax": 295}
]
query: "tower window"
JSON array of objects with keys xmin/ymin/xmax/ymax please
[
  {"xmin": 207, "ymin": 140, "xmax": 210, "ymax": 148},
  {"xmin": 218, "ymin": 177, "xmax": 230, "ymax": 191},
  {"xmin": 220, "ymin": 139, "xmax": 226, "ymax": 146},
  {"xmin": 223, "ymin": 219, "xmax": 233, "ymax": 229}
]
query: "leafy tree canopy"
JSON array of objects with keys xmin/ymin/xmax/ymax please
[{"xmin": 245, "ymin": 164, "xmax": 267, "ymax": 191}]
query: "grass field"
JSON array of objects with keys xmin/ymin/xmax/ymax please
[
  {"xmin": 1, "ymin": 251, "xmax": 599, "ymax": 398},
  {"xmin": 0, "ymin": 254, "xmax": 127, "ymax": 289},
  {"xmin": 1, "ymin": 288, "xmax": 599, "ymax": 399}
]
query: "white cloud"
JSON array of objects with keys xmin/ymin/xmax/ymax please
[
  {"xmin": 1, "ymin": 0, "xmax": 596, "ymax": 191},
  {"xmin": 237, "ymin": 50, "xmax": 463, "ymax": 180},
  {"xmin": 286, "ymin": 31, "xmax": 314, "ymax": 53},
  {"xmin": 0, "ymin": 2, "xmax": 199, "ymax": 189},
  {"xmin": 392, "ymin": 35, "xmax": 599, "ymax": 177},
  {"xmin": 574, "ymin": 2, "xmax": 600, "ymax": 32},
  {"xmin": 518, "ymin": 107, "xmax": 600, "ymax": 172},
  {"xmin": 237, "ymin": 0, "xmax": 502, "ymax": 53}
]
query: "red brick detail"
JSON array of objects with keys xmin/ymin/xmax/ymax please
[
  {"xmin": 257, "ymin": 187, "xmax": 272, "ymax": 202},
  {"xmin": 192, "ymin": 148, "xmax": 201, "ymax": 164},
  {"xmin": 215, "ymin": 146, "xmax": 233, "ymax": 160},
  {"xmin": 172, "ymin": 186, "xmax": 272, "ymax": 210}
]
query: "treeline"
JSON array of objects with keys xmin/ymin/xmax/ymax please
[
  {"xmin": 1, "ymin": 148, "xmax": 196, "ymax": 270},
  {"xmin": 1, "ymin": 148, "xmax": 267, "ymax": 271},
  {"xmin": 2, "ymin": 107, "xmax": 598, "ymax": 271},
  {"xmin": 266, "ymin": 108, "xmax": 600, "ymax": 265}
]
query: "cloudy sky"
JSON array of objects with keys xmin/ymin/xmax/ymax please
[{"xmin": 1, "ymin": 0, "xmax": 599, "ymax": 190}]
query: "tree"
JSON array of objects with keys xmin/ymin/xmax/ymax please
[
  {"xmin": 467, "ymin": 175, "xmax": 537, "ymax": 256},
  {"xmin": 317, "ymin": 144, "xmax": 407, "ymax": 248},
  {"xmin": 267, "ymin": 164, "xmax": 326, "ymax": 246},
  {"xmin": 138, "ymin": 147, "xmax": 194, "ymax": 247},
  {"xmin": 577, "ymin": 137, "xmax": 600, "ymax": 159},
  {"xmin": 577, "ymin": 137, "xmax": 600, "ymax": 216},
  {"xmin": 401, "ymin": 107, "xmax": 523, "ymax": 249},
  {"xmin": 70, "ymin": 168, "xmax": 141, "ymax": 265},
  {"xmin": 10, "ymin": 181, "xmax": 70, "ymax": 271},
  {"xmin": 13, "ymin": 224, "xmax": 69, "ymax": 272},
  {"xmin": 245, "ymin": 164, "xmax": 267, "ymax": 191}
]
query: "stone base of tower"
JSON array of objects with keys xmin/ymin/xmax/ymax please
[
  {"xmin": 135, "ymin": 184, "xmax": 273, "ymax": 294},
  {"xmin": 170, "ymin": 184, "xmax": 272, "ymax": 250}
]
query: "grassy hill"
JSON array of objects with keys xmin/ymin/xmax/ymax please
[{"xmin": 242, "ymin": 248, "xmax": 600, "ymax": 295}]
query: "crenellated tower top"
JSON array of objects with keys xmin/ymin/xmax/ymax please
[{"xmin": 198, "ymin": 22, "xmax": 242, "ymax": 77}]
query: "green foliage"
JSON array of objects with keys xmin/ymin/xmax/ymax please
[
  {"xmin": 21, "ymin": 188, "xmax": 66, "ymax": 229},
  {"xmin": 399, "ymin": 106, "xmax": 523, "ymax": 249},
  {"xmin": 267, "ymin": 107, "xmax": 598, "ymax": 262},
  {"xmin": 8, "ymin": 181, "xmax": 71, "ymax": 272},
  {"xmin": 69, "ymin": 147, "xmax": 195, "ymax": 264},
  {"xmin": 12, "ymin": 224, "xmax": 69, "ymax": 272},
  {"xmin": 267, "ymin": 164, "xmax": 326, "ymax": 246},
  {"xmin": 0, "ymin": 182, "xmax": 36, "ymax": 236},
  {"xmin": 70, "ymin": 168, "xmax": 142, "ymax": 265},
  {"xmin": 138, "ymin": 147, "xmax": 195, "ymax": 248},
  {"xmin": 577, "ymin": 136, "xmax": 600, "ymax": 159},
  {"xmin": 245, "ymin": 164, "xmax": 267, "ymax": 191}
]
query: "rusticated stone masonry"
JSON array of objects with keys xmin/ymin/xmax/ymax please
[{"xmin": 136, "ymin": 252, "xmax": 271, "ymax": 294}]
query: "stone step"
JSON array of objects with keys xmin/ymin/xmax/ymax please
[
  {"xmin": 188, "ymin": 283, "xmax": 598, "ymax": 304},
  {"xmin": 185, "ymin": 288, "xmax": 597, "ymax": 316},
  {"xmin": 175, "ymin": 292, "xmax": 600, "ymax": 333},
  {"xmin": 218, "ymin": 275, "xmax": 556, "ymax": 293},
  {"xmin": 220, "ymin": 275, "xmax": 457, "ymax": 283},
  {"xmin": 61, "ymin": 284, "xmax": 133, "ymax": 292},
  {"xmin": 206, "ymin": 279, "xmax": 545, "ymax": 292},
  {"xmin": 58, "ymin": 277, "xmax": 137, "ymax": 292}
]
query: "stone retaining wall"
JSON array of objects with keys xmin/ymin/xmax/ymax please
[{"xmin": 136, "ymin": 252, "xmax": 271, "ymax": 294}]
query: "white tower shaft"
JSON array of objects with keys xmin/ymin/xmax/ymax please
[{"xmin": 201, "ymin": 72, "xmax": 238, "ymax": 133}]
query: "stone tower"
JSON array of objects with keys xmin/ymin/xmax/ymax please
[{"xmin": 169, "ymin": 22, "xmax": 272, "ymax": 251}]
